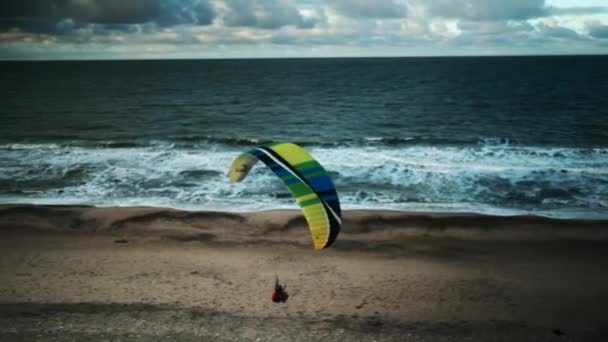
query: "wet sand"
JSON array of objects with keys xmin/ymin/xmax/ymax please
[{"xmin": 1, "ymin": 205, "xmax": 608, "ymax": 341}]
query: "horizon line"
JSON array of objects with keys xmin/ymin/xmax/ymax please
[{"xmin": 1, "ymin": 52, "xmax": 607, "ymax": 62}]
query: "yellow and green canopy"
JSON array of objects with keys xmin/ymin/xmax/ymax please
[{"xmin": 229, "ymin": 142, "xmax": 341, "ymax": 250}]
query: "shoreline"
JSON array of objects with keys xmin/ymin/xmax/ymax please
[
  {"xmin": 1, "ymin": 204, "xmax": 607, "ymax": 243},
  {"xmin": 3, "ymin": 201, "xmax": 607, "ymax": 221}
]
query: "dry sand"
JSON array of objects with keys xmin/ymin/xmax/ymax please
[{"xmin": 1, "ymin": 205, "xmax": 608, "ymax": 341}]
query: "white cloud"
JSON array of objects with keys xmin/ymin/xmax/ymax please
[
  {"xmin": 214, "ymin": 0, "xmax": 315, "ymax": 29},
  {"xmin": 324, "ymin": 0, "xmax": 407, "ymax": 19},
  {"xmin": 425, "ymin": 0, "xmax": 546, "ymax": 21}
]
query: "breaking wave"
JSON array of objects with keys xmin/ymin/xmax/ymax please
[{"xmin": 1, "ymin": 139, "xmax": 607, "ymax": 219}]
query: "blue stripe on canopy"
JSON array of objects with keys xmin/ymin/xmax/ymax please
[
  {"xmin": 284, "ymin": 177, "xmax": 300, "ymax": 186},
  {"xmin": 321, "ymin": 194, "xmax": 339, "ymax": 202},
  {"xmin": 308, "ymin": 177, "xmax": 335, "ymax": 192},
  {"xmin": 301, "ymin": 166, "xmax": 324, "ymax": 175},
  {"xmin": 274, "ymin": 169, "xmax": 290, "ymax": 177}
]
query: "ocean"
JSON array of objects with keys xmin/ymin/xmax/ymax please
[{"xmin": 1, "ymin": 56, "xmax": 607, "ymax": 218}]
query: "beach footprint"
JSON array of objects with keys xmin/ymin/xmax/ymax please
[{"xmin": 355, "ymin": 300, "xmax": 368, "ymax": 309}]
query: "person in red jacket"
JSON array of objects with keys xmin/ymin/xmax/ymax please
[{"xmin": 272, "ymin": 276, "xmax": 289, "ymax": 303}]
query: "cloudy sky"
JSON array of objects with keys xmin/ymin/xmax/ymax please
[{"xmin": 1, "ymin": 0, "xmax": 607, "ymax": 60}]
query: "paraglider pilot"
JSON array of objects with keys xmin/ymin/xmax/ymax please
[{"xmin": 272, "ymin": 276, "xmax": 289, "ymax": 303}]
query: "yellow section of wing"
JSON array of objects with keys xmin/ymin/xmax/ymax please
[
  {"xmin": 269, "ymin": 143, "xmax": 314, "ymax": 166},
  {"xmin": 229, "ymin": 153, "xmax": 259, "ymax": 182},
  {"xmin": 300, "ymin": 202, "xmax": 329, "ymax": 250}
]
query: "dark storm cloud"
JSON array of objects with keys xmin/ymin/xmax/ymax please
[
  {"xmin": 219, "ymin": 0, "xmax": 316, "ymax": 29},
  {"xmin": 0, "ymin": 0, "xmax": 214, "ymax": 34},
  {"xmin": 0, "ymin": 18, "xmax": 64, "ymax": 35},
  {"xmin": 325, "ymin": 0, "xmax": 407, "ymax": 19},
  {"xmin": 156, "ymin": 0, "xmax": 214, "ymax": 27},
  {"xmin": 0, "ymin": 1, "xmax": 160, "ymax": 24},
  {"xmin": 537, "ymin": 23, "xmax": 582, "ymax": 40},
  {"xmin": 587, "ymin": 23, "xmax": 608, "ymax": 39},
  {"xmin": 0, "ymin": 0, "xmax": 311, "ymax": 34},
  {"xmin": 64, "ymin": 1, "xmax": 160, "ymax": 24},
  {"xmin": 0, "ymin": 1, "xmax": 57, "ymax": 17},
  {"xmin": 428, "ymin": 0, "xmax": 547, "ymax": 21}
]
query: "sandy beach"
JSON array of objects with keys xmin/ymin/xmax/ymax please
[{"xmin": 1, "ymin": 205, "xmax": 608, "ymax": 341}]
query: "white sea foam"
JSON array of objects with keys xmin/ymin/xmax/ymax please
[{"xmin": 1, "ymin": 142, "xmax": 607, "ymax": 218}]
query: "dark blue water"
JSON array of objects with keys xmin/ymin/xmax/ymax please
[{"xmin": 1, "ymin": 56, "xmax": 607, "ymax": 217}]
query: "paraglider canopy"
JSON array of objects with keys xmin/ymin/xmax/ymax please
[{"xmin": 229, "ymin": 142, "xmax": 341, "ymax": 250}]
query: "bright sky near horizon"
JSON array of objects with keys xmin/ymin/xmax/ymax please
[{"xmin": 0, "ymin": 0, "xmax": 607, "ymax": 60}]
